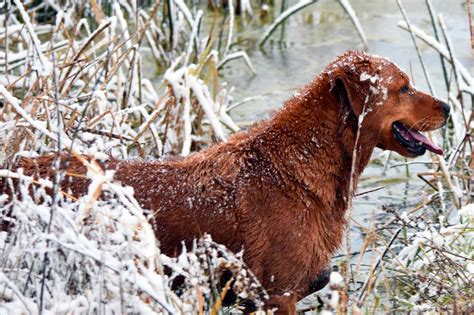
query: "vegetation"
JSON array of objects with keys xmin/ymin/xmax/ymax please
[{"xmin": 0, "ymin": 0, "xmax": 471, "ymax": 313}]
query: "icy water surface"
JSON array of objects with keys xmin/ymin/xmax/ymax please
[{"xmin": 225, "ymin": 0, "xmax": 471, "ymax": 121}]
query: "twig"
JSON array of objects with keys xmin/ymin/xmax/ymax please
[
  {"xmin": 397, "ymin": 22, "xmax": 473, "ymax": 87},
  {"xmin": 3, "ymin": 0, "xmax": 10, "ymax": 85},
  {"xmin": 425, "ymin": 0, "xmax": 450, "ymax": 90},
  {"xmin": 396, "ymin": 0, "xmax": 435, "ymax": 96},
  {"xmin": 0, "ymin": 272, "xmax": 34, "ymax": 314},
  {"xmin": 13, "ymin": 0, "xmax": 51, "ymax": 74},
  {"xmin": 259, "ymin": 0, "xmax": 319, "ymax": 48},
  {"xmin": 166, "ymin": 0, "xmax": 174, "ymax": 49},
  {"xmin": 438, "ymin": 14, "xmax": 467, "ymax": 125},
  {"xmin": 354, "ymin": 186, "xmax": 386, "ymax": 197},
  {"xmin": 218, "ymin": 51, "xmax": 256, "ymax": 74},
  {"xmin": 357, "ymin": 228, "xmax": 402, "ymax": 306},
  {"xmin": 0, "ymin": 85, "xmax": 71, "ymax": 148},
  {"xmin": 59, "ymin": 19, "xmax": 112, "ymax": 94},
  {"xmin": 337, "ymin": 0, "xmax": 368, "ymax": 50},
  {"xmin": 223, "ymin": 0, "xmax": 234, "ymax": 58}
]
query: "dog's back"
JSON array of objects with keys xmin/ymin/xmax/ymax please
[{"xmin": 0, "ymin": 51, "xmax": 450, "ymax": 313}]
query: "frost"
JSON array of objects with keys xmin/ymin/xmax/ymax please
[
  {"xmin": 360, "ymin": 72, "xmax": 380, "ymax": 83},
  {"xmin": 328, "ymin": 290, "xmax": 340, "ymax": 309},
  {"xmin": 13, "ymin": 0, "xmax": 52, "ymax": 76},
  {"xmin": 466, "ymin": 263, "xmax": 474, "ymax": 274},
  {"xmin": 0, "ymin": 168, "xmax": 268, "ymax": 313},
  {"xmin": 412, "ymin": 303, "xmax": 432, "ymax": 311},
  {"xmin": 458, "ymin": 203, "xmax": 474, "ymax": 218},
  {"xmin": 398, "ymin": 21, "xmax": 473, "ymax": 85},
  {"xmin": 369, "ymin": 85, "xmax": 380, "ymax": 95},
  {"xmin": 329, "ymin": 271, "xmax": 344, "ymax": 286}
]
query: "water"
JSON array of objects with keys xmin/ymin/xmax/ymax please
[
  {"xmin": 224, "ymin": 0, "xmax": 472, "ymax": 122},
  {"xmin": 219, "ymin": 0, "xmax": 472, "ymax": 309}
]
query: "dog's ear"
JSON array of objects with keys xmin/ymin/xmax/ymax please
[{"xmin": 332, "ymin": 75, "xmax": 364, "ymax": 117}]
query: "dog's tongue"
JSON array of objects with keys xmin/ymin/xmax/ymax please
[{"xmin": 407, "ymin": 129, "xmax": 444, "ymax": 155}]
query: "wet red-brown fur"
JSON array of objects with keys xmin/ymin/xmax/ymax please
[{"xmin": 0, "ymin": 51, "xmax": 449, "ymax": 313}]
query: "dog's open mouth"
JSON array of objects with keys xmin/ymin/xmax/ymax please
[{"xmin": 392, "ymin": 122, "xmax": 443, "ymax": 156}]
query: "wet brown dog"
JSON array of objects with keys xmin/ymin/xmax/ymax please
[{"xmin": 0, "ymin": 51, "xmax": 449, "ymax": 313}]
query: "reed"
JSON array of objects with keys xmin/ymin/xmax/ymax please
[{"xmin": 0, "ymin": 1, "xmax": 471, "ymax": 313}]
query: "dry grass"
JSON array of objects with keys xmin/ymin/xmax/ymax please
[
  {"xmin": 0, "ymin": 0, "xmax": 472, "ymax": 314},
  {"xmin": 0, "ymin": 0, "xmax": 263, "ymax": 313}
]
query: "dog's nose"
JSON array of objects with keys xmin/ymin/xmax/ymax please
[{"xmin": 440, "ymin": 101, "xmax": 450, "ymax": 118}]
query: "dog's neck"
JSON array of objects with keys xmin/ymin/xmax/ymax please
[{"xmin": 254, "ymin": 75, "xmax": 377, "ymax": 209}]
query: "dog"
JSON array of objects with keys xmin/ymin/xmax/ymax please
[{"xmin": 0, "ymin": 51, "xmax": 450, "ymax": 313}]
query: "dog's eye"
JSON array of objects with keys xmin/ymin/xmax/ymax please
[{"xmin": 400, "ymin": 85, "xmax": 409, "ymax": 93}]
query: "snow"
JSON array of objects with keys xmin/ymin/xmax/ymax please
[
  {"xmin": 0, "ymin": 179, "xmax": 175, "ymax": 312},
  {"xmin": 0, "ymin": 0, "xmax": 471, "ymax": 312},
  {"xmin": 466, "ymin": 263, "xmax": 474, "ymax": 274},
  {"xmin": 174, "ymin": 0, "xmax": 195, "ymax": 26},
  {"xmin": 13, "ymin": 0, "xmax": 53, "ymax": 76},
  {"xmin": 329, "ymin": 271, "xmax": 344, "ymax": 286},
  {"xmin": 328, "ymin": 290, "xmax": 340, "ymax": 309},
  {"xmin": 360, "ymin": 72, "xmax": 380, "ymax": 83},
  {"xmin": 458, "ymin": 204, "xmax": 474, "ymax": 218},
  {"xmin": 0, "ymin": 85, "xmax": 72, "ymax": 148}
]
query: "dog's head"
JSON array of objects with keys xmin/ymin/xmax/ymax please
[{"xmin": 328, "ymin": 50, "xmax": 449, "ymax": 157}]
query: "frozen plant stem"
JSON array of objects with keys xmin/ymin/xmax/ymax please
[
  {"xmin": 438, "ymin": 15, "xmax": 463, "ymax": 107},
  {"xmin": 396, "ymin": 0, "xmax": 435, "ymax": 96},
  {"xmin": 260, "ymin": 0, "xmax": 367, "ymax": 49},
  {"xmin": 39, "ymin": 51, "xmax": 63, "ymax": 314},
  {"xmin": 259, "ymin": 0, "xmax": 319, "ymax": 47},
  {"xmin": 166, "ymin": 0, "xmax": 174, "ymax": 49},
  {"xmin": 344, "ymin": 103, "xmax": 369, "ymax": 309},
  {"xmin": 279, "ymin": 0, "xmax": 289, "ymax": 42},
  {"xmin": 3, "ymin": 0, "xmax": 9, "ymax": 84},
  {"xmin": 357, "ymin": 227, "xmax": 402, "ymax": 306},
  {"xmin": 437, "ymin": 14, "xmax": 462, "ymax": 209},
  {"xmin": 337, "ymin": 0, "xmax": 368, "ymax": 50},
  {"xmin": 223, "ymin": 0, "xmax": 234, "ymax": 58},
  {"xmin": 12, "ymin": 0, "xmax": 51, "ymax": 74},
  {"xmin": 425, "ymin": 0, "xmax": 450, "ymax": 91},
  {"xmin": 396, "ymin": 0, "xmax": 463, "ymax": 210}
]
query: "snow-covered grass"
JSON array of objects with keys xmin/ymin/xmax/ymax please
[
  {"xmin": 0, "ymin": 0, "xmax": 262, "ymax": 313},
  {"xmin": 0, "ymin": 0, "xmax": 472, "ymax": 314}
]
